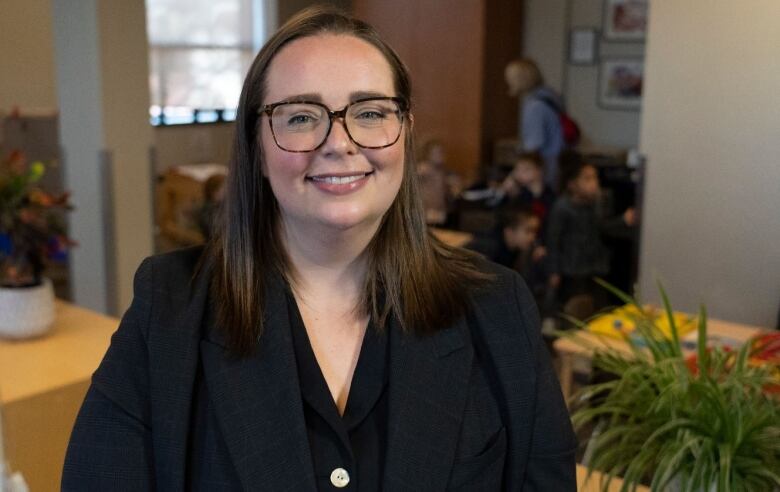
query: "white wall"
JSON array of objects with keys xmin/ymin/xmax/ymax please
[
  {"xmin": 52, "ymin": 0, "xmax": 153, "ymax": 314},
  {"xmin": 0, "ymin": 0, "xmax": 57, "ymax": 111},
  {"xmin": 523, "ymin": 0, "xmax": 644, "ymax": 149},
  {"xmin": 638, "ymin": 1, "xmax": 780, "ymax": 328},
  {"xmin": 98, "ymin": 0, "xmax": 155, "ymax": 311},
  {"xmin": 522, "ymin": 0, "xmax": 567, "ymax": 92}
]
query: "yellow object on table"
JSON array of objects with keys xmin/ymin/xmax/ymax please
[
  {"xmin": 586, "ymin": 304, "xmax": 697, "ymax": 340},
  {"xmin": 0, "ymin": 300, "xmax": 118, "ymax": 492}
]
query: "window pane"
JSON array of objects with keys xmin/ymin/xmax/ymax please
[
  {"xmin": 149, "ymin": 47, "xmax": 253, "ymax": 109},
  {"xmin": 146, "ymin": 0, "xmax": 253, "ymax": 47}
]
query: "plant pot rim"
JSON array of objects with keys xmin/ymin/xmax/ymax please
[{"xmin": 0, "ymin": 277, "xmax": 51, "ymax": 290}]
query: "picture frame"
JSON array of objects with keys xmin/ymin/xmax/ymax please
[
  {"xmin": 598, "ymin": 58, "xmax": 643, "ymax": 110},
  {"xmin": 569, "ymin": 28, "xmax": 598, "ymax": 65},
  {"xmin": 603, "ymin": 0, "xmax": 648, "ymax": 42}
]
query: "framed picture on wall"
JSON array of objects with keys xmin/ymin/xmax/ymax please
[
  {"xmin": 569, "ymin": 28, "xmax": 598, "ymax": 65},
  {"xmin": 598, "ymin": 58, "xmax": 643, "ymax": 110},
  {"xmin": 603, "ymin": 0, "xmax": 648, "ymax": 41}
]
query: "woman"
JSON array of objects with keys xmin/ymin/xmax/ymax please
[
  {"xmin": 505, "ymin": 59, "xmax": 566, "ymax": 191},
  {"xmin": 63, "ymin": 7, "xmax": 575, "ymax": 491}
]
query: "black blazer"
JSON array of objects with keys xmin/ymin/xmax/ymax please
[{"xmin": 62, "ymin": 247, "xmax": 576, "ymax": 491}]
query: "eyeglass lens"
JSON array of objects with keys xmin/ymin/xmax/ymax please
[{"xmin": 270, "ymin": 99, "xmax": 402, "ymax": 152}]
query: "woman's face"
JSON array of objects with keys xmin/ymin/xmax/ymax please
[{"xmin": 260, "ymin": 34, "xmax": 406, "ymax": 234}]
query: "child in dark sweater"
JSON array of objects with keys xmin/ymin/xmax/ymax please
[
  {"xmin": 547, "ymin": 156, "xmax": 636, "ymax": 311},
  {"xmin": 466, "ymin": 206, "xmax": 547, "ymax": 296},
  {"xmin": 500, "ymin": 151, "xmax": 556, "ymax": 228}
]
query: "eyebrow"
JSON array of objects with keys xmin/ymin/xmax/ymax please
[{"xmin": 275, "ymin": 90, "xmax": 393, "ymax": 104}]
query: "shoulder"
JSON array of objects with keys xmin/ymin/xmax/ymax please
[
  {"xmin": 469, "ymin": 258, "xmax": 535, "ymax": 310},
  {"xmin": 143, "ymin": 245, "xmax": 206, "ymax": 278},
  {"xmin": 465, "ymin": 257, "xmax": 541, "ymax": 349},
  {"xmin": 138, "ymin": 245, "xmax": 208, "ymax": 295},
  {"xmin": 131, "ymin": 246, "xmax": 211, "ymax": 327}
]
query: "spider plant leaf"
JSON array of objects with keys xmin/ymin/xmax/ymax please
[
  {"xmin": 719, "ymin": 442, "xmax": 737, "ymax": 491},
  {"xmin": 696, "ymin": 304, "xmax": 709, "ymax": 377},
  {"xmin": 645, "ymin": 418, "xmax": 707, "ymax": 447},
  {"xmin": 652, "ymin": 433, "xmax": 704, "ymax": 491},
  {"xmin": 657, "ymin": 280, "xmax": 682, "ymax": 357},
  {"xmin": 594, "ymin": 277, "xmax": 641, "ymax": 309}
]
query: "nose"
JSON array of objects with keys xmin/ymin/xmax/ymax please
[{"xmin": 319, "ymin": 116, "xmax": 358, "ymax": 156}]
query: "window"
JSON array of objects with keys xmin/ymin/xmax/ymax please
[{"xmin": 145, "ymin": 0, "xmax": 273, "ymax": 125}]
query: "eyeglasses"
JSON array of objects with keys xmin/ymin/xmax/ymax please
[{"xmin": 260, "ymin": 97, "xmax": 407, "ymax": 153}]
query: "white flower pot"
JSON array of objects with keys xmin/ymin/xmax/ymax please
[{"xmin": 0, "ymin": 278, "xmax": 55, "ymax": 339}]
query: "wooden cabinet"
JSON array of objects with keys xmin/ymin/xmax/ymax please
[{"xmin": 352, "ymin": 0, "xmax": 523, "ymax": 182}]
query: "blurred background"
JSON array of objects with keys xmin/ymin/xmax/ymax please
[{"xmin": 2, "ymin": 2, "xmax": 780, "ymax": 490}]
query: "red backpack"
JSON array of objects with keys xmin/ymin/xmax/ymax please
[{"xmin": 537, "ymin": 96, "xmax": 581, "ymax": 147}]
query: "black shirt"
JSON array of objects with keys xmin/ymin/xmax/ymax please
[{"xmin": 287, "ymin": 290, "xmax": 389, "ymax": 490}]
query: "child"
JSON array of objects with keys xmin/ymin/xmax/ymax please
[
  {"xmin": 416, "ymin": 139, "xmax": 462, "ymax": 225},
  {"xmin": 500, "ymin": 151, "xmax": 556, "ymax": 234},
  {"xmin": 546, "ymin": 154, "xmax": 636, "ymax": 313},
  {"xmin": 466, "ymin": 206, "xmax": 545, "ymax": 288}
]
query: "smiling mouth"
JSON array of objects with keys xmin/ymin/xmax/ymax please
[{"xmin": 306, "ymin": 171, "xmax": 374, "ymax": 184}]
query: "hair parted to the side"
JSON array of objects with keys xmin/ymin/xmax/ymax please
[{"xmin": 206, "ymin": 5, "xmax": 491, "ymax": 356}]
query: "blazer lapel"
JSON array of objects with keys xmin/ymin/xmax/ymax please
[
  {"xmin": 383, "ymin": 315, "xmax": 474, "ymax": 490},
  {"xmin": 199, "ymin": 270, "xmax": 317, "ymax": 491},
  {"xmin": 148, "ymin": 259, "xmax": 208, "ymax": 492}
]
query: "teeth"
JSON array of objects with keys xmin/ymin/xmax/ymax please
[{"xmin": 311, "ymin": 174, "xmax": 367, "ymax": 184}]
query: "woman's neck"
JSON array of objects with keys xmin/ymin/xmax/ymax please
[{"xmin": 281, "ymin": 218, "xmax": 376, "ymax": 309}]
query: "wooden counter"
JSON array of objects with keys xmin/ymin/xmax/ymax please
[
  {"xmin": 577, "ymin": 464, "xmax": 649, "ymax": 491},
  {"xmin": 431, "ymin": 227, "xmax": 473, "ymax": 248},
  {"xmin": 1, "ymin": 300, "xmax": 118, "ymax": 492}
]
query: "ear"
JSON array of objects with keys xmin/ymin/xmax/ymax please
[{"xmin": 407, "ymin": 112, "xmax": 414, "ymax": 130}]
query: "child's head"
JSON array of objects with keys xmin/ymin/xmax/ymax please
[
  {"xmin": 559, "ymin": 151, "xmax": 599, "ymax": 202},
  {"xmin": 499, "ymin": 206, "xmax": 540, "ymax": 251},
  {"xmin": 510, "ymin": 152, "xmax": 544, "ymax": 187},
  {"xmin": 419, "ymin": 138, "xmax": 445, "ymax": 166},
  {"xmin": 486, "ymin": 166, "xmax": 508, "ymax": 190}
]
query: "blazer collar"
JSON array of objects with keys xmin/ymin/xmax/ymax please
[
  {"xmin": 199, "ymin": 268, "xmax": 318, "ymax": 490},
  {"xmin": 200, "ymin": 268, "xmax": 473, "ymax": 490}
]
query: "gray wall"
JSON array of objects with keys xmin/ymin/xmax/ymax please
[
  {"xmin": 638, "ymin": 1, "xmax": 780, "ymax": 328},
  {"xmin": 523, "ymin": 0, "xmax": 644, "ymax": 149}
]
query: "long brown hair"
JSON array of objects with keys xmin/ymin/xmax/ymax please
[{"xmin": 208, "ymin": 5, "xmax": 490, "ymax": 355}]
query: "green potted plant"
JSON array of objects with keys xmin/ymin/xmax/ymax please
[
  {"xmin": 564, "ymin": 280, "xmax": 780, "ymax": 492},
  {"xmin": 0, "ymin": 149, "xmax": 73, "ymax": 339}
]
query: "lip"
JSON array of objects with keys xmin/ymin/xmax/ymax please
[{"xmin": 306, "ymin": 170, "xmax": 374, "ymax": 195}]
